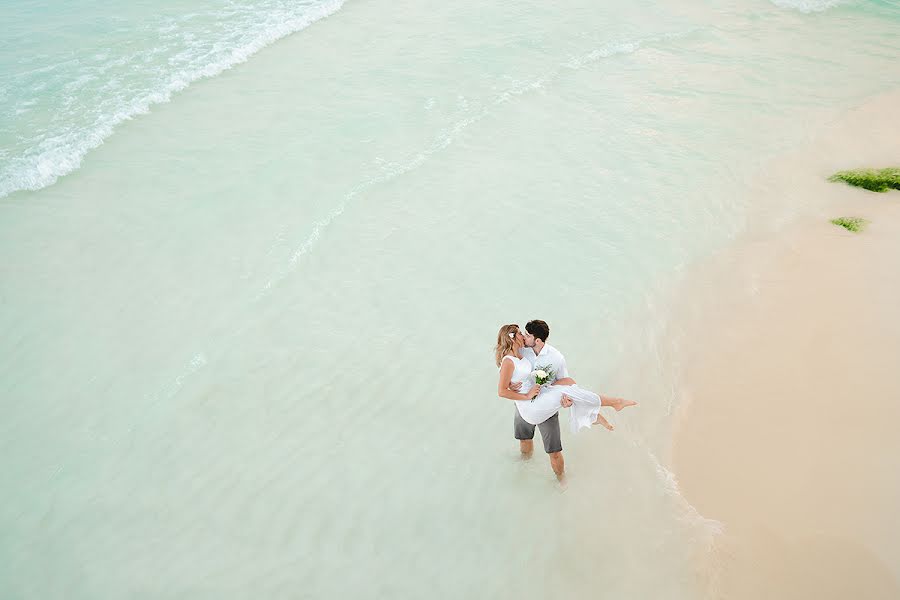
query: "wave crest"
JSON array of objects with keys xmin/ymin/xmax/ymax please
[
  {"xmin": 0, "ymin": 0, "xmax": 344, "ymax": 199},
  {"xmin": 770, "ymin": 0, "xmax": 847, "ymax": 13}
]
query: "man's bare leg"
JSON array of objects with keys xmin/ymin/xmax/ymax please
[
  {"xmin": 520, "ymin": 439, "xmax": 534, "ymax": 459},
  {"xmin": 548, "ymin": 451, "xmax": 565, "ymax": 481},
  {"xmin": 601, "ymin": 395, "xmax": 638, "ymax": 411}
]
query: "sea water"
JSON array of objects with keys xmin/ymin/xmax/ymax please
[{"xmin": 2, "ymin": 0, "xmax": 899, "ymax": 598}]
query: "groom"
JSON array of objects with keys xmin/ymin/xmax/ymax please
[{"xmin": 511, "ymin": 319, "xmax": 578, "ymax": 480}]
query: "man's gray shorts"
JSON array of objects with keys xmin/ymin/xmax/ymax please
[{"xmin": 514, "ymin": 411, "xmax": 562, "ymax": 454}]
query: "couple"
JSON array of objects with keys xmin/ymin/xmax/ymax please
[{"xmin": 495, "ymin": 320, "xmax": 636, "ymax": 480}]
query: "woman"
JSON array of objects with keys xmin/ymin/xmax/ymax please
[{"xmin": 495, "ymin": 323, "xmax": 624, "ymax": 433}]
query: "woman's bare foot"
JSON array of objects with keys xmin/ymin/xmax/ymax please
[
  {"xmin": 593, "ymin": 412, "xmax": 615, "ymax": 431},
  {"xmin": 606, "ymin": 397, "xmax": 637, "ymax": 412},
  {"xmin": 560, "ymin": 394, "xmax": 574, "ymax": 408}
]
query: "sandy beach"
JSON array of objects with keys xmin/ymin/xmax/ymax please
[{"xmin": 672, "ymin": 91, "xmax": 900, "ymax": 599}]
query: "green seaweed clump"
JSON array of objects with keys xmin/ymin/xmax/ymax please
[
  {"xmin": 830, "ymin": 217, "xmax": 868, "ymax": 233},
  {"xmin": 828, "ymin": 168, "xmax": 900, "ymax": 193}
]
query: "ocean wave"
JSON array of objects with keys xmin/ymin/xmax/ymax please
[
  {"xmin": 0, "ymin": 0, "xmax": 344, "ymax": 199},
  {"xmin": 252, "ymin": 28, "xmax": 706, "ymax": 295},
  {"xmin": 769, "ymin": 0, "xmax": 848, "ymax": 12}
]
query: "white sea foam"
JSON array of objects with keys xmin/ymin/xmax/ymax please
[
  {"xmin": 647, "ymin": 447, "xmax": 723, "ymax": 539},
  {"xmin": 255, "ymin": 31, "xmax": 699, "ymax": 293},
  {"xmin": 770, "ymin": 0, "xmax": 848, "ymax": 12},
  {"xmin": 145, "ymin": 352, "xmax": 209, "ymax": 406},
  {"xmin": 0, "ymin": 0, "xmax": 345, "ymax": 199},
  {"xmin": 562, "ymin": 30, "xmax": 696, "ymax": 70}
]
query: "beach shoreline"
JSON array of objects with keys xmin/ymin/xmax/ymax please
[{"xmin": 669, "ymin": 90, "xmax": 900, "ymax": 598}]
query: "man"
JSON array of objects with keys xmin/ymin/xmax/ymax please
[
  {"xmin": 510, "ymin": 319, "xmax": 572, "ymax": 481},
  {"xmin": 510, "ymin": 319, "xmax": 634, "ymax": 480}
]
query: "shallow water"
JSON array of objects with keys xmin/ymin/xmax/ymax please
[{"xmin": 2, "ymin": 0, "xmax": 899, "ymax": 598}]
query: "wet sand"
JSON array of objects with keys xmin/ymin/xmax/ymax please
[{"xmin": 672, "ymin": 91, "xmax": 900, "ymax": 599}]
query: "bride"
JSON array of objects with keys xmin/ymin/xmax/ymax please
[{"xmin": 495, "ymin": 323, "xmax": 633, "ymax": 433}]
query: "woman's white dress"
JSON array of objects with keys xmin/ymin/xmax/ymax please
[{"xmin": 501, "ymin": 354, "xmax": 602, "ymax": 433}]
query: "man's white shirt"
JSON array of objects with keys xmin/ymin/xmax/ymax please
[{"xmin": 520, "ymin": 344, "xmax": 569, "ymax": 382}]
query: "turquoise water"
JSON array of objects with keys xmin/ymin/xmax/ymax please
[{"xmin": 2, "ymin": 0, "xmax": 899, "ymax": 598}]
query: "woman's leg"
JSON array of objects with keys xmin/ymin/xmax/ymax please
[
  {"xmin": 592, "ymin": 411, "xmax": 614, "ymax": 431},
  {"xmin": 526, "ymin": 387, "xmax": 568, "ymax": 424},
  {"xmin": 561, "ymin": 389, "xmax": 617, "ymax": 431},
  {"xmin": 600, "ymin": 395, "xmax": 638, "ymax": 411}
]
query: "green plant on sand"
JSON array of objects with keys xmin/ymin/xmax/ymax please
[
  {"xmin": 828, "ymin": 168, "xmax": 900, "ymax": 192},
  {"xmin": 830, "ymin": 217, "xmax": 868, "ymax": 233}
]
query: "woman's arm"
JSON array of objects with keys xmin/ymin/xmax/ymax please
[{"xmin": 498, "ymin": 360, "xmax": 539, "ymax": 401}]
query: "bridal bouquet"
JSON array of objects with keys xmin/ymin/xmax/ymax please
[{"xmin": 532, "ymin": 365, "xmax": 555, "ymax": 386}]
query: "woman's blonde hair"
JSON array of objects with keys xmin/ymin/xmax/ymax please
[{"xmin": 494, "ymin": 323, "xmax": 521, "ymax": 367}]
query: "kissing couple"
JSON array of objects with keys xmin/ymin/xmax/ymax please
[{"xmin": 495, "ymin": 320, "xmax": 637, "ymax": 479}]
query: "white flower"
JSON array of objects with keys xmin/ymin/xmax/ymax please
[{"xmin": 534, "ymin": 369, "xmax": 548, "ymax": 379}]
